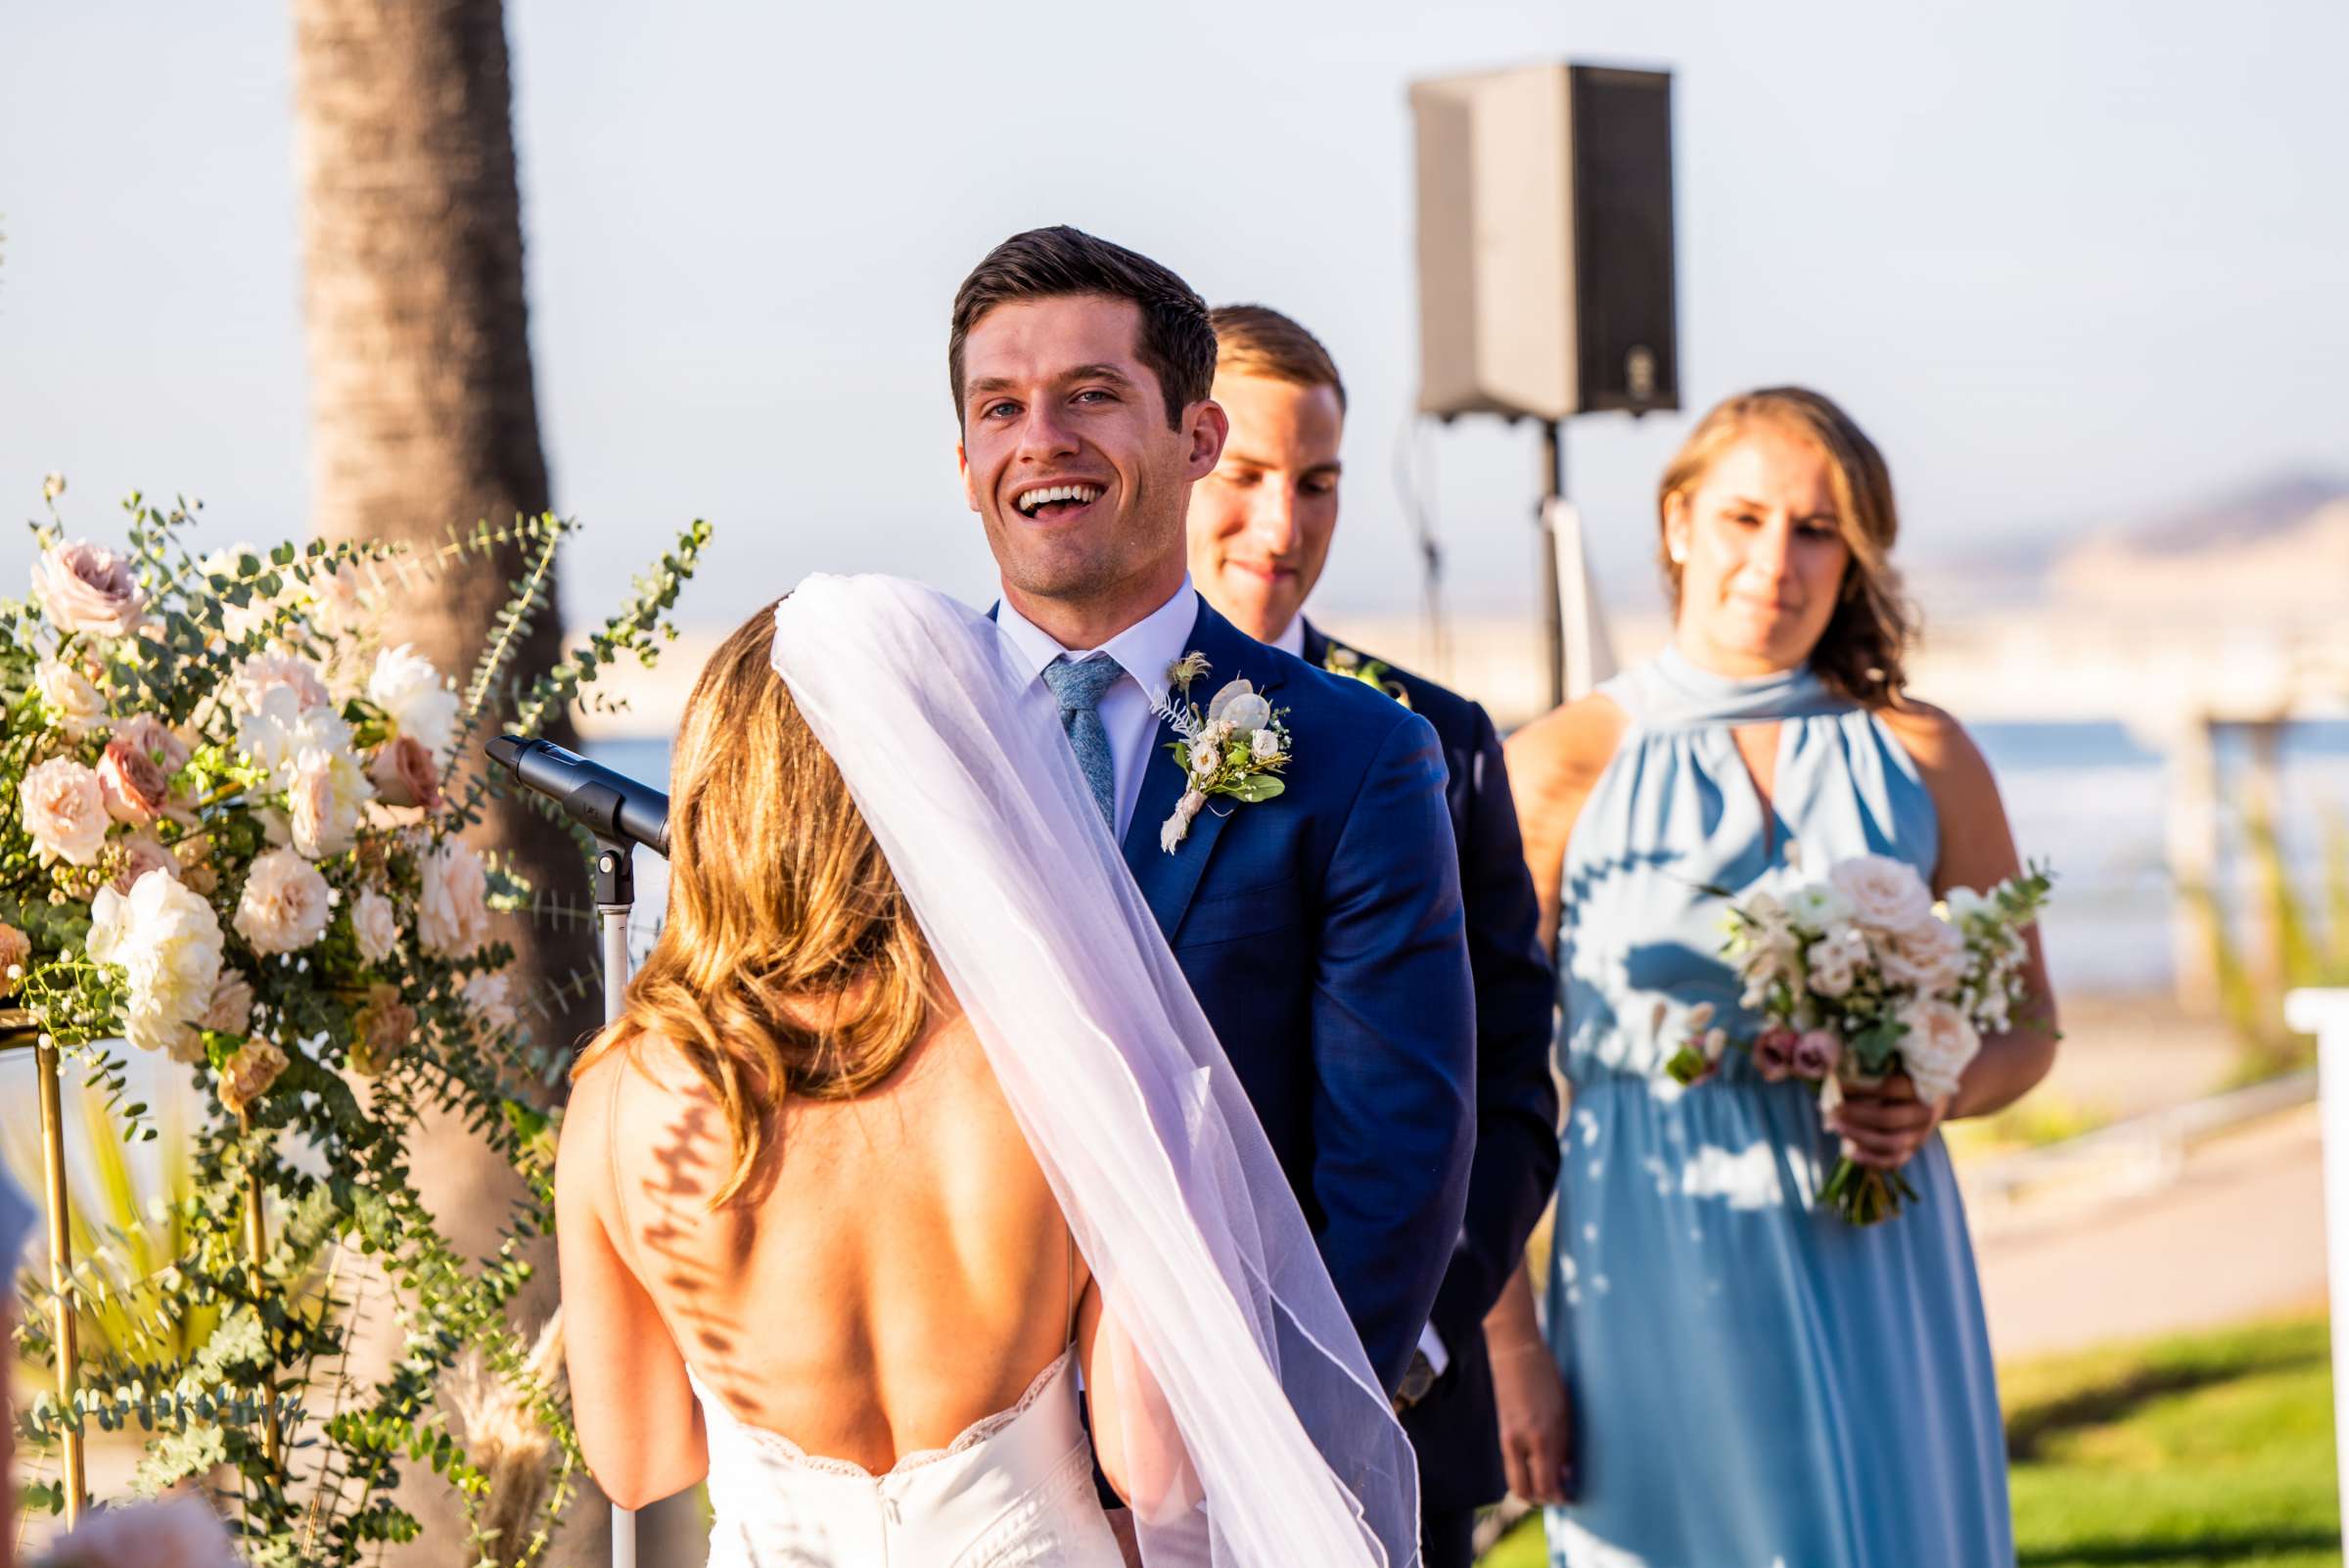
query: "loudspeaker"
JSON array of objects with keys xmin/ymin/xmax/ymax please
[{"xmin": 1410, "ymin": 63, "xmax": 1679, "ymax": 421}]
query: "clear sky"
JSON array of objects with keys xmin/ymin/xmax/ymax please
[{"xmin": 3, "ymin": 0, "xmax": 2343, "ymax": 639}]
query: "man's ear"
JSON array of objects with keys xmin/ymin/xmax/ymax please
[
  {"xmin": 1182, "ymin": 399, "xmax": 1229, "ymax": 483},
  {"xmin": 957, "ymin": 439, "xmax": 980, "ymax": 514}
]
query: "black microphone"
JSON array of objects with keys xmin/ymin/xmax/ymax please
[{"xmin": 485, "ymin": 735, "xmax": 670, "ymax": 857}]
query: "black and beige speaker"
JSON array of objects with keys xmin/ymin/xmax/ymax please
[{"xmin": 1410, "ymin": 63, "xmax": 1679, "ymax": 420}]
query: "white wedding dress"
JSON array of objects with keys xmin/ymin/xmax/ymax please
[
  {"xmin": 764, "ymin": 576, "xmax": 1420, "ymax": 1568},
  {"xmin": 691, "ymin": 1351, "xmax": 1124, "ymax": 1567}
]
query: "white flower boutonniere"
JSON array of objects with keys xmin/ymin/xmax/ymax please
[
  {"xmin": 1154, "ymin": 654, "xmax": 1292, "ymax": 853},
  {"xmin": 1322, "ymin": 643, "xmax": 1412, "ymax": 710}
]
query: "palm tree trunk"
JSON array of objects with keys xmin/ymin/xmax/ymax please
[{"xmin": 291, "ymin": 3, "xmax": 606, "ymax": 1561}]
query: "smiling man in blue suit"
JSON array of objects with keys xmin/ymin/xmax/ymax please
[{"xmin": 951, "ymin": 226, "xmax": 1476, "ymax": 1406}]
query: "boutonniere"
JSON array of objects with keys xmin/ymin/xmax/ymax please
[
  {"xmin": 1153, "ymin": 652, "xmax": 1291, "ymax": 853},
  {"xmin": 1322, "ymin": 644, "xmax": 1411, "ymax": 710}
]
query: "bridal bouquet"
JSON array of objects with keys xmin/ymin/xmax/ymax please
[
  {"xmin": 1665, "ymin": 851, "xmax": 2053, "ymax": 1225},
  {"xmin": 2, "ymin": 486, "xmax": 706, "ymax": 1565}
]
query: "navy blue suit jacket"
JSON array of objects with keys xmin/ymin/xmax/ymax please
[
  {"xmin": 1112, "ymin": 599, "xmax": 1476, "ymax": 1394},
  {"xmin": 1305, "ymin": 622, "xmax": 1561, "ymax": 1513}
]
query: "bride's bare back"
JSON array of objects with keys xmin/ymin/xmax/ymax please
[{"xmin": 557, "ymin": 1003, "xmax": 1090, "ymax": 1499}]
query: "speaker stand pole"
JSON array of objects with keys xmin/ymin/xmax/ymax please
[
  {"xmin": 1538, "ymin": 419, "xmax": 1569, "ymax": 712},
  {"xmin": 591, "ymin": 839, "xmax": 638, "ymax": 1568}
]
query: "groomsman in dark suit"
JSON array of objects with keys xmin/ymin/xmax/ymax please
[
  {"xmin": 951, "ymin": 229, "xmax": 1476, "ymax": 1400},
  {"xmin": 1186, "ymin": 305, "xmax": 1562, "ymax": 1568}
]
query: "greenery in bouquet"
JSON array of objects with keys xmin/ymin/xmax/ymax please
[
  {"xmin": 1664, "ymin": 850, "xmax": 2053, "ymax": 1225},
  {"xmin": 2, "ymin": 484, "xmax": 708, "ymax": 1565}
]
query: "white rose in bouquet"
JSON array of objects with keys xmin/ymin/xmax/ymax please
[
  {"xmin": 87, "ymin": 872, "xmax": 225, "ymax": 1062},
  {"xmin": 34, "ymin": 657, "xmax": 108, "ymax": 739},
  {"xmin": 352, "ymin": 888, "xmax": 402, "ymax": 966},
  {"xmin": 368, "ymin": 644, "xmax": 459, "ymax": 761},
  {"xmin": 1828, "ymin": 853, "xmax": 1935, "ymax": 937},
  {"xmin": 34, "ymin": 1495, "xmax": 244, "ymax": 1568},
  {"xmin": 21, "ymin": 757, "xmax": 111, "ymax": 865},
  {"xmin": 419, "ymin": 841, "xmax": 492, "ymax": 958},
  {"xmin": 233, "ymin": 848, "xmax": 336, "ymax": 955},
  {"xmin": 229, "ymin": 651, "xmax": 333, "ymax": 718},
  {"xmin": 462, "ymin": 969, "xmax": 520, "ymax": 1033},
  {"xmin": 31, "ymin": 538, "xmax": 148, "ymax": 638},
  {"xmin": 1895, "ymin": 996, "xmax": 1981, "ymax": 1105},
  {"xmin": 289, "ymin": 742, "xmax": 375, "ymax": 859},
  {"xmin": 1783, "ymin": 882, "xmax": 1856, "ymax": 930},
  {"xmin": 1883, "ymin": 914, "xmax": 1967, "ymax": 994}
]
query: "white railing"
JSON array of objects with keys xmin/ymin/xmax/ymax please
[{"xmin": 2284, "ymin": 987, "xmax": 2349, "ymax": 1549}]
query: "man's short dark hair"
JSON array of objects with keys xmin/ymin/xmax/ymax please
[
  {"xmin": 949, "ymin": 226, "xmax": 1218, "ymax": 432},
  {"xmin": 1209, "ymin": 304, "xmax": 1348, "ymax": 414}
]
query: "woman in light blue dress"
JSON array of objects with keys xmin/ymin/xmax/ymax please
[{"xmin": 1490, "ymin": 388, "xmax": 2059, "ymax": 1567}]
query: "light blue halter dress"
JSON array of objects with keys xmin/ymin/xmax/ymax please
[{"xmin": 1543, "ymin": 648, "xmax": 2011, "ymax": 1568}]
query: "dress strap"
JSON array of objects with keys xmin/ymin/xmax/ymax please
[{"xmin": 1064, "ymin": 1228, "xmax": 1078, "ymax": 1349}]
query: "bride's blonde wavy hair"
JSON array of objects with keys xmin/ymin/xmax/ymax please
[{"xmin": 574, "ymin": 604, "xmax": 933, "ymax": 1205}]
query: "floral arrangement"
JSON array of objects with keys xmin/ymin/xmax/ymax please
[
  {"xmin": 1664, "ymin": 851, "xmax": 2053, "ymax": 1225},
  {"xmin": 2, "ymin": 484, "xmax": 707, "ymax": 1566},
  {"xmin": 1155, "ymin": 654, "xmax": 1290, "ymax": 852}
]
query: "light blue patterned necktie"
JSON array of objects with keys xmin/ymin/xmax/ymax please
[{"xmin": 1041, "ymin": 652, "xmax": 1124, "ymax": 831}]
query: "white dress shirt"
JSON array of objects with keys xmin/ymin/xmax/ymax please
[
  {"xmin": 1268, "ymin": 616, "xmax": 1307, "ymax": 658},
  {"xmin": 994, "ymin": 579, "xmax": 1201, "ymax": 843}
]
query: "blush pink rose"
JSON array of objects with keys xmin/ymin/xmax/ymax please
[
  {"xmin": 110, "ymin": 832, "xmax": 181, "ymax": 894},
  {"xmin": 20, "ymin": 757, "xmax": 110, "ymax": 866},
  {"xmin": 114, "ymin": 713, "xmax": 194, "ymax": 774},
  {"xmin": 370, "ymin": 734, "xmax": 443, "ymax": 812},
  {"xmin": 32, "ymin": 539, "xmax": 147, "ymax": 637},
  {"xmin": 98, "ymin": 735, "xmax": 172, "ymax": 824}
]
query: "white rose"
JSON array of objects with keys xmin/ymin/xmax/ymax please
[
  {"xmin": 201, "ymin": 970, "xmax": 254, "ymax": 1038},
  {"xmin": 1783, "ymin": 882, "xmax": 1856, "ymax": 931},
  {"xmin": 36, "ymin": 1495, "xmax": 244, "ymax": 1568},
  {"xmin": 1250, "ymin": 727, "xmax": 1281, "ymax": 761},
  {"xmin": 233, "ymin": 847, "xmax": 336, "ymax": 955},
  {"xmin": 288, "ymin": 742, "xmax": 375, "ymax": 859},
  {"xmin": 1896, "ymin": 996, "xmax": 1981, "ymax": 1105},
  {"xmin": 1942, "ymin": 886, "xmax": 1994, "ymax": 927},
  {"xmin": 228, "ymin": 651, "xmax": 332, "ymax": 718},
  {"xmin": 368, "ymin": 645, "xmax": 459, "ymax": 761},
  {"xmin": 20, "ymin": 757, "xmax": 111, "ymax": 866},
  {"xmin": 463, "ymin": 970, "xmax": 520, "ymax": 1033},
  {"xmin": 32, "ymin": 538, "xmax": 147, "ymax": 637},
  {"xmin": 87, "ymin": 873, "xmax": 225, "ymax": 1061},
  {"xmin": 239, "ymin": 685, "xmax": 355, "ymax": 792},
  {"xmin": 353, "ymin": 888, "xmax": 402, "ymax": 966},
  {"xmin": 418, "ymin": 841, "xmax": 492, "ymax": 959},
  {"xmin": 34, "ymin": 658, "xmax": 108, "ymax": 739},
  {"xmin": 1828, "ymin": 853, "xmax": 1935, "ymax": 937}
]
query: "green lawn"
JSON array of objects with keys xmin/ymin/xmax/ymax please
[{"xmin": 1479, "ymin": 1314, "xmax": 2343, "ymax": 1567}]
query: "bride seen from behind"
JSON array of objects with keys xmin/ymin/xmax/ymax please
[{"xmin": 556, "ymin": 580, "xmax": 1418, "ymax": 1567}]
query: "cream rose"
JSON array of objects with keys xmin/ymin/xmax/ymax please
[
  {"xmin": 86, "ymin": 872, "xmax": 225, "ymax": 1062},
  {"xmin": 34, "ymin": 658, "xmax": 108, "ymax": 739},
  {"xmin": 233, "ymin": 848, "xmax": 336, "ymax": 955},
  {"xmin": 368, "ymin": 645, "xmax": 460, "ymax": 761},
  {"xmin": 97, "ymin": 734, "xmax": 171, "ymax": 825},
  {"xmin": 289, "ymin": 743, "xmax": 374, "ymax": 859},
  {"xmin": 20, "ymin": 757, "xmax": 110, "ymax": 866},
  {"xmin": 462, "ymin": 970, "xmax": 520, "ymax": 1034},
  {"xmin": 217, "ymin": 1039, "xmax": 289, "ymax": 1119},
  {"xmin": 418, "ymin": 841, "xmax": 492, "ymax": 959},
  {"xmin": 349, "ymin": 983, "xmax": 417, "ymax": 1077},
  {"xmin": 1828, "ymin": 853, "xmax": 1936, "ymax": 937},
  {"xmin": 32, "ymin": 538, "xmax": 147, "ymax": 637},
  {"xmin": 201, "ymin": 970, "xmax": 254, "ymax": 1038},
  {"xmin": 1884, "ymin": 915, "xmax": 1968, "ymax": 996},
  {"xmin": 353, "ymin": 888, "xmax": 402, "ymax": 966},
  {"xmin": 1896, "ymin": 996, "xmax": 1981, "ymax": 1105},
  {"xmin": 229, "ymin": 651, "xmax": 333, "ymax": 718},
  {"xmin": 369, "ymin": 733, "xmax": 443, "ymax": 812}
]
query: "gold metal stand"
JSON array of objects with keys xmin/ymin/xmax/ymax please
[{"xmin": 30, "ymin": 1035, "xmax": 87, "ymax": 1526}]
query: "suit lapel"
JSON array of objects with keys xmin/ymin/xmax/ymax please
[{"xmin": 1121, "ymin": 601, "xmax": 1286, "ymax": 941}]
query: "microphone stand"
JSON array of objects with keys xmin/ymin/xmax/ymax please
[{"xmin": 591, "ymin": 837, "xmax": 637, "ymax": 1568}]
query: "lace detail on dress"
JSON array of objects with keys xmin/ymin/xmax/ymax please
[{"xmin": 687, "ymin": 1348, "xmax": 1076, "ymax": 1481}]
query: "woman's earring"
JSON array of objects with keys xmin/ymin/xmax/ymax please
[{"xmin": 1668, "ymin": 541, "xmax": 1688, "ymax": 565}]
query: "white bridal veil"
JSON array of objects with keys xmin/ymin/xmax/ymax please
[{"xmin": 772, "ymin": 576, "xmax": 1417, "ymax": 1568}]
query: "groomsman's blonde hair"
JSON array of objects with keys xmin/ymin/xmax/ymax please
[{"xmin": 576, "ymin": 603, "xmax": 933, "ymax": 1205}]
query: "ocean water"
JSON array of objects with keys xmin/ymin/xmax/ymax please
[{"xmin": 585, "ymin": 719, "xmax": 2349, "ymax": 995}]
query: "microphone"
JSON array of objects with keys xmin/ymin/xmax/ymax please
[{"xmin": 484, "ymin": 735, "xmax": 670, "ymax": 857}]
